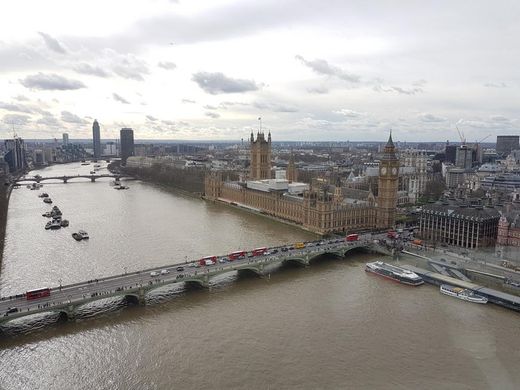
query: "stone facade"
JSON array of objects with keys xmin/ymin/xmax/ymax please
[
  {"xmin": 497, "ymin": 212, "xmax": 520, "ymax": 246},
  {"xmin": 249, "ymin": 131, "xmax": 271, "ymax": 180},
  {"xmin": 205, "ymin": 134, "xmax": 399, "ymax": 234}
]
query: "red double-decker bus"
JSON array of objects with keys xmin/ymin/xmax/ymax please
[
  {"xmin": 199, "ymin": 256, "xmax": 217, "ymax": 266},
  {"xmin": 228, "ymin": 250, "xmax": 246, "ymax": 261},
  {"xmin": 251, "ymin": 247, "xmax": 267, "ymax": 256},
  {"xmin": 346, "ymin": 234, "xmax": 359, "ymax": 242},
  {"xmin": 26, "ymin": 288, "xmax": 51, "ymax": 300}
]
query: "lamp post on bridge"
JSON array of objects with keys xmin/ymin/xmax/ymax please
[{"xmin": 58, "ymin": 278, "xmax": 62, "ymax": 291}]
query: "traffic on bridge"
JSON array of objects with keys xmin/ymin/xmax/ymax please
[{"xmin": 0, "ymin": 232, "xmax": 393, "ymax": 324}]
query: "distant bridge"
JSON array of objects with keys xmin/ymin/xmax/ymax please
[
  {"xmin": 0, "ymin": 236, "xmax": 394, "ymax": 326},
  {"xmin": 15, "ymin": 174, "xmax": 133, "ymax": 184}
]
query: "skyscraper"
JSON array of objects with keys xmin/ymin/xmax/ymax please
[
  {"xmin": 120, "ymin": 128, "xmax": 135, "ymax": 165},
  {"xmin": 496, "ymin": 135, "xmax": 519, "ymax": 157},
  {"xmin": 4, "ymin": 136, "xmax": 27, "ymax": 173},
  {"xmin": 62, "ymin": 133, "xmax": 69, "ymax": 145},
  {"xmin": 92, "ymin": 120, "xmax": 101, "ymax": 159}
]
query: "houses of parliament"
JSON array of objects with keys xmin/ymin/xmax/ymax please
[{"xmin": 205, "ymin": 131, "xmax": 399, "ymax": 234}]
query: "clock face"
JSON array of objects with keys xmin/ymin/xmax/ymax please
[
  {"xmin": 381, "ymin": 167, "xmax": 387, "ymax": 175},
  {"xmin": 392, "ymin": 167, "xmax": 398, "ymax": 175}
]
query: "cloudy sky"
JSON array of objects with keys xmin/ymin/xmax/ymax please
[{"xmin": 0, "ymin": 0, "xmax": 519, "ymax": 142}]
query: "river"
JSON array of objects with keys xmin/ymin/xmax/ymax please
[{"xmin": 0, "ymin": 162, "xmax": 519, "ymax": 389}]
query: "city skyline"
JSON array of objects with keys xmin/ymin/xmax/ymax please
[{"xmin": 0, "ymin": 0, "xmax": 519, "ymax": 142}]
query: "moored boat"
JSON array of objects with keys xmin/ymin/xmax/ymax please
[
  {"xmin": 60, "ymin": 219, "xmax": 69, "ymax": 227},
  {"xmin": 440, "ymin": 284, "xmax": 488, "ymax": 304},
  {"xmin": 72, "ymin": 232, "xmax": 83, "ymax": 241},
  {"xmin": 365, "ymin": 261, "xmax": 424, "ymax": 286},
  {"xmin": 78, "ymin": 230, "xmax": 89, "ymax": 239},
  {"xmin": 43, "ymin": 198, "xmax": 52, "ymax": 204}
]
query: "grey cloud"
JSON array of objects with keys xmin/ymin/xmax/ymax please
[
  {"xmin": 334, "ymin": 109, "xmax": 365, "ymax": 118},
  {"xmin": 490, "ymin": 115, "xmax": 509, "ymax": 122},
  {"xmin": 74, "ymin": 63, "xmax": 110, "ymax": 78},
  {"xmin": 374, "ymin": 84, "xmax": 423, "ymax": 95},
  {"xmin": 61, "ymin": 111, "xmax": 88, "ymax": 124},
  {"xmin": 295, "ymin": 55, "xmax": 360, "ymax": 83},
  {"xmin": 162, "ymin": 120, "xmax": 189, "ymax": 127},
  {"xmin": 192, "ymin": 72, "xmax": 259, "ymax": 94},
  {"xmin": 38, "ymin": 32, "xmax": 67, "ymax": 54},
  {"xmin": 253, "ymin": 102, "xmax": 298, "ymax": 113},
  {"xmin": 412, "ymin": 79, "xmax": 427, "ymax": 87},
  {"xmin": 205, "ymin": 112, "xmax": 220, "ymax": 119},
  {"xmin": 20, "ymin": 73, "xmax": 86, "ymax": 90},
  {"xmin": 158, "ymin": 61, "xmax": 177, "ymax": 70},
  {"xmin": 203, "ymin": 105, "xmax": 218, "ymax": 110},
  {"xmin": 484, "ymin": 82, "xmax": 508, "ymax": 88},
  {"xmin": 0, "ymin": 101, "xmax": 33, "ymax": 113},
  {"xmin": 113, "ymin": 93, "xmax": 130, "ymax": 104},
  {"xmin": 219, "ymin": 101, "xmax": 249, "ymax": 108},
  {"xmin": 146, "ymin": 115, "xmax": 158, "ymax": 121},
  {"xmin": 14, "ymin": 95, "xmax": 29, "ymax": 101},
  {"xmin": 418, "ymin": 113, "xmax": 447, "ymax": 122},
  {"xmin": 112, "ymin": 56, "xmax": 149, "ymax": 81},
  {"xmin": 36, "ymin": 113, "xmax": 60, "ymax": 127},
  {"xmin": 2, "ymin": 113, "xmax": 31, "ymax": 126},
  {"xmin": 182, "ymin": 99, "xmax": 196, "ymax": 104},
  {"xmin": 307, "ymin": 86, "xmax": 329, "ymax": 94}
]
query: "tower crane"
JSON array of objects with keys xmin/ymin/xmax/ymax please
[{"xmin": 456, "ymin": 125, "xmax": 466, "ymax": 145}]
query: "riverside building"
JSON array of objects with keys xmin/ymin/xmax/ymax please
[{"xmin": 205, "ymin": 132, "xmax": 399, "ymax": 234}]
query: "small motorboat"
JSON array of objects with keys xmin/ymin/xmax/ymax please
[
  {"xmin": 43, "ymin": 198, "xmax": 52, "ymax": 204},
  {"xmin": 60, "ymin": 219, "xmax": 69, "ymax": 227},
  {"xmin": 78, "ymin": 230, "xmax": 89, "ymax": 239},
  {"xmin": 42, "ymin": 211, "xmax": 53, "ymax": 218},
  {"xmin": 45, "ymin": 221, "xmax": 52, "ymax": 230},
  {"xmin": 72, "ymin": 232, "xmax": 82, "ymax": 241},
  {"xmin": 90, "ymin": 170, "xmax": 95, "ymax": 174},
  {"xmin": 38, "ymin": 193, "xmax": 49, "ymax": 198},
  {"xmin": 50, "ymin": 219, "xmax": 61, "ymax": 230}
]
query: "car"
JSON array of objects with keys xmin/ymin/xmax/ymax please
[
  {"xmin": 440, "ymin": 258, "xmax": 446, "ymax": 262},
  {"xmin": 219, "ymin": 258, "xmax": 227, "ymax": 263},
  {"xmin": 160, "ymin": 269, "xmax": 169, "ymax": 275},
  {"xmin": 6, "ymin": 307, "xmax": 18, "ymax": 314},
  {"xmin": 188, "ymin": 262, "xmax": 196, "ymax": 268},
  {"xmin": 150, "ymin": 271, "xmax": 160, "ymax": 277},
  {"xmin": 271, "ymin": 249, "xmax": 278, "ymax": 254},
  {"xmin": 281, "ymin": 247, "xmax": 289, "ymax": 252},
  {"xmin": 176, "ymin": 266, "xmax": 184, "ymax": 272},
  {"xmin": 450, "ymin": 261, "xmax": 457, "ymax": 265}
]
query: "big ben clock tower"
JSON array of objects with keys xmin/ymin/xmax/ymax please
[{"xmin": 377, "ymin": 133, "xmax": 399, "ymax": 229}]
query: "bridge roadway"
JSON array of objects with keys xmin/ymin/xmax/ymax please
[
  {"xmin": 0, "ymin": 234, "xmax": 392, "ymax": 325},
  {"xmin": 16, "ymin": 174, "xmax": 131, "ymax": 183}
]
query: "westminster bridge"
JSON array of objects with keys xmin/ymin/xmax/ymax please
[{"xmin": 0, "ymin": 235, "xmax": 393, "ymax": 326}]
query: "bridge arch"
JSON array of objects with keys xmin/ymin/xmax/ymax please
[
  {"xmin": 236, "ymin": 266, "xmax": 263, "ymax": 277},
  {"xmin": 123, "ymin": 294, "xmax": 141, "ymax": 305},
  {"xmin": 281, "ymin": 257, "xmax": 309, "ymax": 266}
]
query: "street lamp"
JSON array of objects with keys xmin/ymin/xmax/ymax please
[
  {"xmin": 124, "ymin": 266, "xmax": 127, "ymax": 275},
  {"xmin": 58, "ymin": 278, "xmax": 62, "ymax": 290}
]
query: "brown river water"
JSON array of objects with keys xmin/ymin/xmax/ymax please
[{"xmin": 0, "ymin": 163, "xmax": 518, "ymax": 389}]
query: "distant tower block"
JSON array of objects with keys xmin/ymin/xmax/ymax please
[
  {"xmin": 92, "ymin": 120, "xmax": 102, "ymax": 159},
  {"xmin": 250, "ymin": 130, "xmax": 272, "ymax": 180}
]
